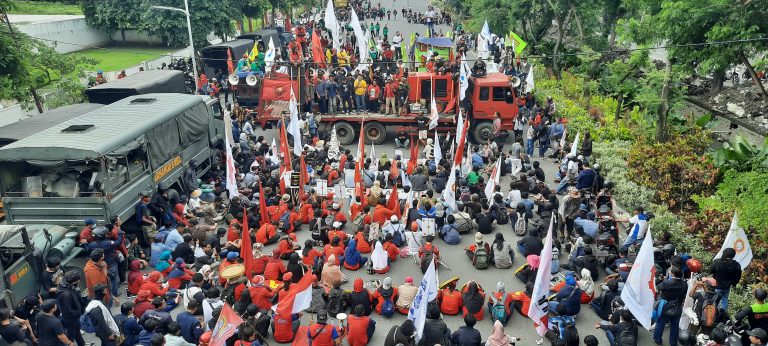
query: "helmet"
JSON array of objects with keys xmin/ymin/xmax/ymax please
[
  {"xmin": 686, "ymin": 258, "xmax": 702, "ymax": 273},
  {"xmin": 677, "ymin": 330, "xmax": 695, "ymax": 346},
  {"xmin": 603, "ymin": 181, "xmax": 615, "ymax": 190},
  {"xmin": 593, "ymin": 163, "xmax": 600, "ymax": 171},
  {"xmin": 662, "ymin": 243, "xmax": 676, "ymax": 257},
  {"xmin": 92, "ymin": 226, "xmax": 109, "ymax": 238}
]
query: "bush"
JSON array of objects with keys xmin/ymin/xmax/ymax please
[
  {"xmin": 626, "ymin": 129, "xmax": 719, "ymax": 209},
  {"xmin": 694, "ymin": 170, "xmax": 768, "ymax": 234},
  {"xmin": 593, "ymin": 141, "xmax": 655, "ymax": 209}
]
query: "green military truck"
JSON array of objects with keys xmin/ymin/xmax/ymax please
[{"xmin": 0, "ymin": 93, "xmax": 224, "ymax": 231}]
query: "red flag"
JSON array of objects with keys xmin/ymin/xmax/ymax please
[
  {"xmin": 299, "ymin": 156, "xmax": 309, "ymax": 201},
  {"xmin": 388, "ymin": 185, "xmax": 401, "ymax": 219},
  {"xmin": 454, "ymin": 118, "xmax": 470, "ymax": 166},
  {"xmin": 258, "ymin": 182, "xmax": 270, "ymax": 226},
  {"xmin": 209, "ymin": 304, "xmax": 243, "ymax": 346},
  {"xmin": 273, "ymin": 272, "xmax": 314, "ymax": 315},
  {"xmin": 355, "ymin": 121, "xmax": 366, "ymax": 203},
  {"xmin": 226, "ymin": 48, "xmax": 234, "ymax": 74},
  {"xmin": 279, "ymin": 120, "xmax": 292, "ymax": 171},
  {"xmin": 311, "ymin": 28, "xmax": 325, "ymax": 68},
  {"xmin": 406, "ymin": 140, "xmax": 418, "ymax": 174},
  {"xmin": 241, "ymin": 207, "xmax": 254, "ymax": 278},
  {"xmin": 389, "ymin": 159, "xmax": 399, "ymax": 180}
]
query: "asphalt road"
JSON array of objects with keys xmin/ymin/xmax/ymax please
[{"xmin": 83, "ymin": 2, "xmax": 665, "ymax": 345}]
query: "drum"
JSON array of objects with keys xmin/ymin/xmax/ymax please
[
  {"xmin": 336, "ymin": 313, "xmax": 347, "ymax": 329},
  {"xmin": 220, "ymin": 264, "xmax": 245, "ymax": 280}
]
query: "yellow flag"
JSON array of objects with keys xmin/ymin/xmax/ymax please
[{"xmin": 248, "ymin": 41, "xmax": 259, "ymax": 62}]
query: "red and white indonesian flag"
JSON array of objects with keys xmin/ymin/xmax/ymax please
[
  {"xmin": 273, "ymin": 272, "xmax": 313, "ymax": 315},
  {"xmin": 714, "ymin": 212, "xmax": 753, "ymax": 269},
  {"xmin": 287, "ymin": 88, "xmax": 302, "ymax": 156},
  {"xmin": 210, "ymin": 304, "xmax": 243, "ymax": 346},
  {"xmin": 484, "ymin": 156, "xmax": 502, "ymax": 200},
  {"xmin": 621, "ymin": 226, "xmax": 656, "ymax": 330},
  {"xmin": 528, "ymin": 216, "xmax": 554, "ymax": 337},
  {"xmin": 224, "ymin": 118, "xmax": 239, "ymax": 198}
]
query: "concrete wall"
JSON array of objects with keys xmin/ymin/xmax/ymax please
[
  {"xmin": 13, "ymin": 16, "xmax": 111, "ymax": 53},
  {"xmin": 110, "ymin": 30, "xmax": 164, "ymax": 46}
]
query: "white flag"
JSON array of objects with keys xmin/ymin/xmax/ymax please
[
  {"xmin": 526, "ymin": 65, "xmax": 535, "ymax": 91},
  {"xmin": 324, "ymin": 0, "xmax": 342, "ymax": 51},
  {"xmin": 349, "ymin": 7, "xmax": 369, "ymax": 72},
  {"xmin": 269, "ymin": 138, "xmax": 279, "ymax": 164},
  {"xmin": 459, "ymin": 54, "xmax": 469, "ymax": 101},
  {"xmin": 264, "ymin": 38, "xmax": 276, "ymax": 70},
  {"xmin": 433, "ymin": 131, "xmax": 442, "ymax": 164},
  {"xmin": 429, "ymin": 93, "xmax": 439, "ymax": 130},
  {"xmin": 408, "ymin": 258, "xmax": 438, "ymax": 342},
  {"xmin": 484, "ymin": 156, "xmax": 501, "ymax": 200},
  {"xmin": 224, "ymin": 122, "xmax": 239, "ymax": 198},
  {"xmin": 442, "ymin": 162, "xmax": 458, "ymax": 212},
  {"xmin": 621, "ymin": 226, "xmax": 656, "ymax": 330},
  {"xmin": 559, "ymin": 126, "xmax": 568, "ymax": 149},
  {"xmin": 477, "ymin": 21, "xmax": 491, "ymax": 59},
  {"xmin": 569, "ymin": 131, "xmax": 581, "ymax": 157},
  {"xmin": 455, "ymin": 109, "xmax": 465, "ymax": 144},
  {"xmin": 527, "ymin": 216, "xmax": 554, "ymax": 337},
  {"xmin": 714, "ymin": 212, "xmax": 753, "ymax": 269},
  {"xmin": 287, "ymin": 88, "xmax": 302, "ymax": 156}
]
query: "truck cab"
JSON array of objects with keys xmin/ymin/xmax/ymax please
[{"xmin": 467, "ymin": 73, "xmax": 519, "ymax": 142}]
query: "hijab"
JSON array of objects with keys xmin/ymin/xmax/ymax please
[
  {"xmin": 155, "ymin": 251, "xmax": 172, "ymax": 272},
  {"xmin": 379, "ymin": 154, "xmax": 389, "ymax": 168},
  {"xmin": 371, "ymin": 180, "xmax": 383, "ymax": 198},
  {"xmin": 487, "ymin": 320, "xmax": 511, "ymax": 346},
  {"xmin": 321, "ymin": 254, "xmax": 344, "ymax": 287},
  {"xmin": 344, "ymin": 239, "xmax": 361, "ymax": 265},
  {"xmin": 462, "ymin": 281, "xmax": 484, "ymax": 313},
  {"xmin": 371, "ymin": 241, "xmax": 388, "ymax": 270},
  {"xmin": 579, "ymin": 268, "xmax": 595, "ymax": 296}
]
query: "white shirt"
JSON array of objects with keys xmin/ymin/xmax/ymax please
[
  {"xmin": 392, "ymin": 35, "xmax": 403, "ymax": 47},
  {"xmin": 629, "ymin": 215, "xmax": 649, "ymax": 239},
  {"xmin": 405, "ymin": 230, "xmax": 423, "ymax": 255},
  {"xmin": 527, "ymin": 125, "xmax": 535, "ymax": 140},
  {"xmin": 425, "ymin": 10, "xmax": 435, "ymax": 22},
  {"xmin": 202, "ymin": 298, "xmax": 224, "ymax": 331}
]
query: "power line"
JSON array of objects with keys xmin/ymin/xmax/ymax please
[{"xmin": 22, "ymin": 33, "xmax": 768, "ymax": 64}]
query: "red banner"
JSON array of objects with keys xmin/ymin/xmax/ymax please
[{"xmin": 209, "ymin": 304, "xmax": 243, "ymax": 346}]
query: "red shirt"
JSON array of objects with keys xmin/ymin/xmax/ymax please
[
  {"xmin": 277, "ymin": 239, "xmax": 294, "ymax": 256},
  {"xmin": 346, "ymin": 315, "xmax": 373, "ymax": 346},
  {"xmin": 327, "ymin": 230, "xmax": 347, "ymax": 243},
  {"xmin": 302, "ymin": 248, "xmax": 323, "ymax": 267},
  {"xmin": 307, "ymin": 323, "xmax": 338, "ymax": 346},
  {"xmin": 272, "ymin": 313, "xmax": 296, "ymax": 343},
  {"xmin": 353, "ymin": 232, "xmax": 372, "ymax": 253},
  {"xmin": 323, "ymin": 244, "xmax": 345, "ymax": 264},
  {"xmin": 372, "ymin": 287, "xmax": 399, "ymax": 314},
  {"xmin": 372, "ymin": 205, "xmax": 395, "ymax": 225},
  {"xmin": 249, "ymin": 286, "xmax": 275, "ymax": 311},
  {"xmin": 383, "ymin": 242, "xmax": 399, "ymax": 261},
  {"xmin": 299, "ymin": 204, "xmax": 315, "ymax": 224},
  {"xmin": 256, "ymin": 224, "xmax": 277, "ymax": 244},
  {"xmin": 510, "ymin": 291, "xmax": 531, "ymax": 317},
  {"xmin": 366, "ymin": 85, "xmax": 381, "ymax": 100},
  {"xmin": 327, "ymin": 170, "xmax": 340, "ymax": 185},
  {"xmin": 263, "ymin": 258, "xmax": 287, "ymax": 281},
  {"xmin": 249, "ymin": 256, "xmax": 269, "ymax": 275},
  {"xmin": 439, "ymin": 289, "xmax": 463, "ymax": 315},
  {"xmin": 384, "ymin": 83, "xmax": 395, "ymax": 98},
  {"xmin": 489, "ymin": 291, "xmax": 515, "ymax": 315}
]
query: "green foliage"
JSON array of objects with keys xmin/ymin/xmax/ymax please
[
  {"xmin": 626, "ymin": 129, "xmax": 718, "ymax": 208},
  {"xmin": 9, "ymin": 0, "xmax": 83, "ymax": 14},
  {"xmin": 82, "ymin": 0, "xmax": 142, "ymax": 35},
  {"xmin": 710, "ymin": 135, "xmax": 768, "ymax": 172},
  {"xmin": 695, "ymin": 170, "xmax": 768, "ymax": 235},
  {"xmin": 592, "ymin": 141, "xmax": 656, "ymax": 209},
  {"xmin": 42, "ymin": 78, "xmax": 88, "ymax": 109},
  {"xmin": 139, "ymin": 0, "xmax": 239, "ymax": 48}
]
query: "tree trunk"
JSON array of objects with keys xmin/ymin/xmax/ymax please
[
  {"xmin": 248, "ymin": 18, "xmax": 253, "ymax": 32},
  {"xmin": 30, "ymin": 88, "xmax": 44, "ymax": 114},
  {"xmin": 710, "ymin": 68, "xmax": 725, "ymax": 94},
  {"xmin": 553, "ymin": 24, "xmax": 564, "ymax": 80},
  {"xmin": 570, "ymin": 4, "xmax": 584, "ymax": 41},
  {"xmin": 656, "ymin": 60, "xmax": 673, "ymax": 142},
  {"xmin": 740, "ymin": 50, "xmax": 768, "ymax": 99},
  {"xmin": 615, "ymin": 93, "xmax": 623, "ymax": 122}
]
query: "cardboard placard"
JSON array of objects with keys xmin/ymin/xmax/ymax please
[
  {"xmin": 369, "ymin": 223, "xmax": 380, "ymax": 241},
  {"xmin": 421, "ymin": 218, "xmax": 436, "ymax": 237},
  {"xmin": 316, "ymin": 180, "xmax": 328, "ymax": 196},
  {"xmin": 419, "ymin": 130, "xmax": 427, "ymax": 139}
]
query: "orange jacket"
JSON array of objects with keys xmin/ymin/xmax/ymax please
[
  {"xmin": 439, "ymin": 288, "xmax": 463, "ymax": 315},
  {"xmin": 84, "ymin": 260, "xmax": 110, "ymax": 299}
]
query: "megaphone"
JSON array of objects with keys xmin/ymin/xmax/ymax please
[
  {"xmin": 246, "ymin": 74, "xmax": 258, "ymax": 86},
  {"xmin": 228, "ymin": 74, "xmax": 240, "ymax": 85},
  {"xmin": 510, "ymin": 76, "xmax": 522, "ymax": 88}
]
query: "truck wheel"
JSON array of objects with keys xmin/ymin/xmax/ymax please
[
  {"xmin": 472, "ymin": 121, "xmax": 494, "ymax": 143},
  {"xmin": 335, "ymin": 122, "xmax": 356, "ymax": 145},
  {"xmin": 364, "ymin": 122, "xmax": 387, "ymax": 145}
]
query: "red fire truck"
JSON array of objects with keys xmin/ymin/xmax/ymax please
[{"xmin": 253, "ymin": 70, "xmax": 519, "ymax": 145}]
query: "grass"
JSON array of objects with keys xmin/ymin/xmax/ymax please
[
  {"xmin": 74, "ymin": 45, "xmax": 179, "ymax": 72},
  {"xmin": 9, "ymin": 1, "xmax": 83, "ymax": 15}
]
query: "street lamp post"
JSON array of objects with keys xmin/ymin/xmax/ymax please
[{"xmin": 152, "ymin": 0, "xmax": 199, "ymax": 95}]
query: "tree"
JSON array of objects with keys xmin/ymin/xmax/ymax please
[
  {"xmin": 139, "ymin": 0, "xmax": 239, "ymax": 48},
  {"xmin": 82, "ymin": 0, "xmax": 143, "ymax": 42},
  {"xmin": 1, "ymin": 3, "xmax": 96, "ymax": 113}
]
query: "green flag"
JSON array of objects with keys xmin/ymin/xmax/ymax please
[{"xmin": 508, "ymin": 31, "xmax": 528, "ymax": 56}]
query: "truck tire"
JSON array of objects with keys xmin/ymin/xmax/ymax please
[
  {"xmin": 472, "ymin": 121, "xmax": 494, "ymax": 143},
  {"xmin": 335, "ymin": 122, "xmax": 356, "ymax": 145},
  {"xmin": 364, "ymin": 122, "xmax": 387, "ymax": 145}
]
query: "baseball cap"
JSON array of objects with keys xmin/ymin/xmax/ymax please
[
  {"xmin": 317, "ymin": 309, "xmax": 328, "ymax": 323},
  {"xmin": 748, "ymin": 328, "xmax": 767, "ymax": 342}
]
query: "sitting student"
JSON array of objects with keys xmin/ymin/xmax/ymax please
[
  {"xmin": 465, "ymin": 233, "xmax": 492, "ymax": 270},
  {"xmin": 127, "ymin": 259, "xmax": 146, "ymax": 296},
  {"xmin": 438, "ymin": 280, "xmax": 463, "ymax": 316},
  {"xmin": 370, "ymin": 241, "xmax": 391, "ymax": 274},
  {"xmin": 510, "ymin": 282, "xmax": 534, "ymax": 317},
  {"xmin": 342, "ymin": 239, "xmax": 368, "ymax": 270},
  {"xmin": 590, "ymin": 280, "xmax": 619, "ymax": 321},
  {"xmin": 547, "ymin": 304, "xmax": 580, "ymax": 346},
  {"xmin": 167, "ymin": 258, "xmax": 195, "ymax": 289},
  {"xmin": 487, "ymin": 281, "xmax": 515, "ymax": 325},
  {"xmin": 548, "ymin": 273, "xmax": 582, "ymax": 317},
  {"xmin": 439, "ymin": 215, "xmax": 461, "ymax": 245},
  {"xmin": 352, "ymin": 228, "xmax": 372, "ymax": 253}
]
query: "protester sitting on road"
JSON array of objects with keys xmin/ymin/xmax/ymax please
[
  {"xmin": 462, "ymin": 281, "xmax": 486, "ymax": 321},
  {"xmin": 517, "ymin": 228, "xmax": 543, "ymax": 257},
  {"xmin": 346, "ymin": 278, "xmax": 374, "ymax": 316},
  {"xmin": 492, "ymin": 233, "xmax": 515, "ymax": 269},
  {"xmin": 465, "ymin": 233, "xmax": 492, "ymax": 270},
  {"xmin": 396, "ymin": 277, "xmax": 418, "ymax": 315},
  {"xmin": 596, "ymin": 309, "xmax": 638, "ymax": 346},
  {"xmin": 451, "ymin": 314, "xmax": 482, "ymax": 346},
  {"xmin": 548, "ymin": 273, "xmax": 582, "ymax": 316},
  {"xmin": 487, "ymin": 281, "xmax": 515, "ymax": 325},
  {"xmin": 486, "ymin": 320, "xmax": 521, "ymax": 346},
  {"xmin": 422, "ymin": 303, "xmax": 451, "ymax": 346}
]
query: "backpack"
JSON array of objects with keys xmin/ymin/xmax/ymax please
[
  {"xmin": 514, "ymin": 213, "xmax": 527, "ymax": 236},
  {"xmin": 352, "ymin": 213, "xmax": 365, "ymax": 229},
  {"xmin": 495, "ymin": 203, "xmax": 509, "ymax": 225},
  {"xmin": 327, "ymin": 288, "xmax": 345, "ymax": 315},
  {"xmin": 473, "ymin": 244, "xmax": 489, "ymax": 270},
  {"xmin": 278, "ymin": 211, "xmax": 292, "ymax": 231},
  {"xmin": 392, "ymin": 226, "xmax": 404, "ymax": 247},
  {"xmin": 700, "ymin": 297, "xmax": 720, "ymax": 328},
  {"xmin": 491, "ymin": 293, "xmax": 508, "ymax": 322},
  {"xmin": 221, "ymin": 283, "xmax": 240, "ymax": 306},
  {"xmin": 617, "ymin": 328, "xmax": 637, "ymax": 346},
  {"xmin": 311, "ymin": 218, "xmax": 323, "ymax": 240},
  {"xmin": 380, "ymin": 292, "xmax": 395, "ymax": 317},
  {"xmin": 562, "ymin": 321, "xmax": 579, "ymax": 344},
  {"xmin": 80, "ymin": 310, "xmax": 98, "ymax": 333}
]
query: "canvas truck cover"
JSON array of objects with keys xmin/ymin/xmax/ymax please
[
  {"xmin": 85, "ymin": 70, "xmax": 186, "ymax": 104},
  {"xmin": 0, "ymin": 103, "xmax": 103, "ymax": 147}
]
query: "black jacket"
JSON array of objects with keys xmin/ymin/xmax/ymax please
[
  {"xmin": 658, "ymin": 277, "xmax": 687, "ymax": 304},
  {"xmin": 450, "ymin": 326, "xmax": 482, "ymax": 346},
  {"xmin": 384, "ymin": 325, "xmax": 416, "ymax": 346},
  {"xmin": 346, "ymin": 291, "xmax": 373, "ymax": 316},
  {"xmin": 89, "ymin": 306, "xmax": 117, "ymax": 339},
  {"xmin": 55, "ymin": 283, "xmax": 84, "ymax": 319},
  {"xmin": 418, "ymin": 318, "xmax": 450, "ymax": 346},
  {"xmin": 710, "ymin": 258, "xmax": 742, "ymax": 289},
  {"xmin": 573, "ymin": 255, "xmax": 600, "ymax": 281}
]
